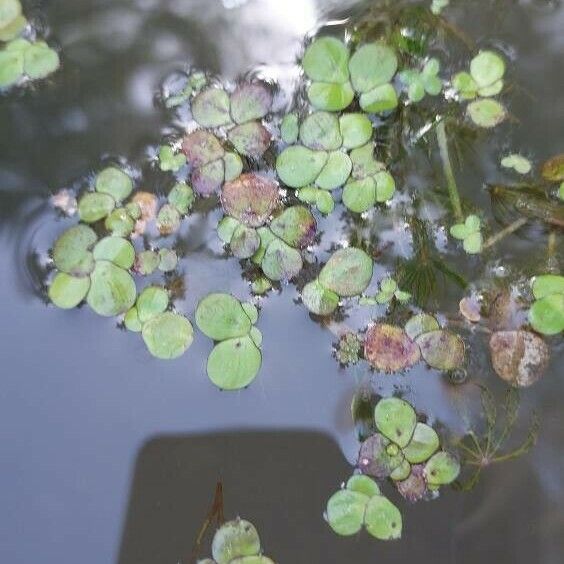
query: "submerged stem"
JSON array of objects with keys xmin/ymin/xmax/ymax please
[
  {"xmin": 483, "ymin": 217, "xmax": 528, "ymax": 250},
  {"xmin": 436, "ymin": 120, "xmax": 463, "ymax": 222}
]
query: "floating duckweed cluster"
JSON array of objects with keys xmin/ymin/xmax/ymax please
[
  {"xmin": 0, "ymin": 0, "xmax": 59, "ymax": 88},
  {"xmin": 198, "ymin": 518, "xmax": 274, "ymax": 564}
]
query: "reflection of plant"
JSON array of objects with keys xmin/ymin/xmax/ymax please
[{"xmin": 455, "ymin": 386, "xmax": 539, "ymax": 491}]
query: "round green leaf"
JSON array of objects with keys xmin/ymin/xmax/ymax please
[
  {"xmin": 270, "ymin": 206, "xmax": 316, "ymax": 248},
  {"xmin": 452, "ymin": 71, "xmax": 477, "ymax": 99},
  {"xmin": 280, "ymin": 113, "xmax": 299, "ymax": 144},
  {"xmin": 221, "ymin": 173, "xmax": 279, "ymax": 227},
  {"xmin": 137, "ymin": 286, "xmax": 169, "ymax": 323},
  {"xmin": 350, "ymin": 143, "xmax": 385, "ymax": 179},
  {"xmin": 326, "ymin": 489, "xmax": 368, "ymax": 536},
  {"xmin": 231, "ymin": 224, "xmax": 260, "ymax": 259},
  {"xmin": 0, "ymin": 14, "xmax": 26, "ymax": 42},
  {"xmin": 390, "ymin": 459, "xmax": 411, "ymax": 481},
  {"xmin": 532, "ymin": 274, "xmax": 564, "ymax": 299},
  {"xmin": 86, "ymin": 261, "xmax": 136, "ymax": 317},
  {"xmin": 416, "ymin": 330, "xmax": 465, "ymax": 370},
  {"xmin": 315, "ymin": 151, "xmax": 352, "ymax": 190},
  {"xmin": 302, "ymin": 37, "xmax": 350, "ymax": 83},
  {"xmin": 424, "ymin": 451, "xmax": 460, "ymax": 486},
  {"xmin": 168, "ymin": 182, "xmax": 195, "ymax": 215},
  {"xmin": 142, "ymin": 312, "xmax": 193, "ymax": 359},
  {"xmin": 467, "ymin": 99, "xmax": 506, "ymax": 128},
  {"xmin": 339, "ymin": 113, "xmax": 372, "ymax": 149},
  {"xmin": 95, "ymin": 167, "xmax": 133, "ymax": 202},
  {"xmin": 307, "ymin": 81, "xmax": 354, "ymax": 111},
  {"xmin": 0, "ymin": 49, "xmax": 23, "ymax": 87},
  {"xmin": 104, "ymin": 208, "xmax": 135, "ymax": 237},
  {"xmin": 463, "ymin": 231, "xmax": 482, "ymax": 254},
  {"xmin": 276, "ymin": 145, "xmax": 328, "ymax": 188},
  {"xmin": 48, "ymin": 272, "xmax": 90, "ymax": 309},
  {"xmin": 529, "ymin": 294, "xmax": 564, "ymax": 335},
  {"xmin": 196, "ymin": 293, "xmax": 252, "ymax": 341},
  {"xmin": 364, "ymin": 495, "xmax": 402, "ymax": 540},
  {"xmin": 346, "ymin": 475, "xmax": 381, "ymax": 497},
  {"xmin": 230, "ymin": 81, "xmax": 272, "ymax": 124},
  {"xmin": 52, "ymin": 224, "xmax": 97, "ymax": 276},
  {"xmin": 374, "ymin": 171, "xmax": 396, "ymax": 202},
  {"xmin": 124, "ymin": 307, "xmax": 142, "ymax": 332},
  {"xmin": 241, "ymin": 302, "xmax": 258, "ymax": 324},
  {"xmin": 359, "ymin": 83, "xmax": 398, "ymax": 113},
  {"xmin": 23, "ymin": 42, "xmax": 59, "ymax": 79},
  {"xmin": 374, "ymin": 397, "xmax": 417, "ymax": 448},
  {"xmin": 211, "ymin": 519, "xmax": 261, "ymax": 564},
  {"xmin": 134, "ymin": 250, "xmax": 159, "ymax": 275},
  {"xmin": 249, "ymin": 326, "xmax": 262, "ymax": 347},
  {"xmin": 315, "ymin": 189, "xmax": 335, "ymax": 214},
  {"xmin": 156, "ymin": 203, "xmax": 181, "ymax": 236},
  {"xmin": 301, "ymin": 279, "xmax": 339, "ymax": 316},
  {"xmin": 207, "ymin": 335, "xmax": 262, "ymax": 390},
  {"xmin": 404, "ymin": 313, "xmax": 439, "ymax": 340},
  {"xmin": 93, "ymin": 236, "xmax": 135, "ymax": 269},
  {"xmin": 191, "ymin": 87, "xmax": 232, "ymax": 128},
  {"xmin": 299, "ymin": 111, "xmax": 342, "ymax": 151},
  {"xmin": 78, "ymin": 192, "xmax": 115, "ymax": 223},
  {"xmin": 349, "ymin": 42, "xmax": 398, "ymax": 93},
  {"xmin": 318, "ymin": 247, "xmax": 373, "ymax": 297},
  {"xmin": 470, "ymin": 50, "xmax": 505, "ymax": 87},
  {"xmin": 251, "ymin": 227, "xmax": 277, "ymax": 265},
  {"xmin": 228, "ymin": 122, "xmax": 271, "ymax": 158},
  {"xmin": 223, "ymin": 152, "xmax": 244, "ymax": 182},
  {"xmin": 217, "ymin": 216, "xmax": 240, "ymax": 244},
  {"xmin": 0, "ymin": 0, "xmax": 21, "ymax": 29},
  {"xmin": 402, "ymin": 423, "xmax": 440, "ymax": 464},
  {"xmin": 261, "ymin": 238, "xmax": 303, "ymax": 281}
]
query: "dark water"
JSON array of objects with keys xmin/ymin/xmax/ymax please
[{"xmin": 1, "ymin": 0, "xmax": 563, "ymax": 562}]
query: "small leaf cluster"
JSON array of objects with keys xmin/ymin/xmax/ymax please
[
  {"xmin": 360, "ymin": 277, "xmax": 411, "ymax": 305},
  {"xmin": 528, "ymin": 274, "xmax": 564, "ymax": 335},
  {"xmin": 449, "ymin": 214, "xmax": 482, "ymax": 254}
]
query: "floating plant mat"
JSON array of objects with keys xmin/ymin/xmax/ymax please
[{"xmin": 27, "ymin": 0, "xmax": 563, "ymax": 551}]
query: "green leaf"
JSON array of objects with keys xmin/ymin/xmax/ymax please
[
  {"xmin": 424, "ymin": 451, "xmax": 460, "ymax": 485},
  {"xmin": 249, "ymin": 326, "xmax": 262, "ymax": 347},
  {"xmin": 78, "ymin": 192, "xmax": 116, "ymax": 223},
  {"xmin": 95, "ymin": 167, "xmax": 133, "ymax": 201},
  {"xmin": 48, "ymin": 272, "xmax": 90, "ymax": 309},
  {"xmin": 168, "ymin": 182, "xmax": 195, "ymax": 215},
  {"xmin": 142, "ymin": 312, "xmax": 193, "ymax": 359},
  {"xmin": 315, "ymin": 150, "xmax": 352, "ymax": 190},
  {"xmin": 302, "ymin": 37, "xmax": 350, "ymax": 83},
  {"xmin": 374, "ymin": 171, "xmax": 396, "ymax": 202},
  {"xmin": 346, "ymin": 474, "xmax": 381, "ymax": 497},
  {"xmin": 276, "ymin": 145, "xmax": 328, "ymax": 188},
  {"xmin": 158, "ymin": 146, "xmax": 186, "ymax": 172},
  {"xmin": 87, "ymin": 261, "xmax": 136, "ymax": 317},
  {"xmin": 349, "ymin": 42, "xmax": 398, "ymax": 93},
  {"xmin": 463, "ymin": 231, "xmax": 482, "ymax": 254},
  {"xmin": 195, "ymin": 293, "xmax": 252, "ymax": 341},
  {"xmin": 191, "ymin": 87, "xmax": 232, "ymax": 128},
  {"xmin": 342, "ymin": 177, "xmax": 376, "ymax": 213},
  {"xmin": 217, "ymin": 216, "xmax": 240, "ymax": 244},
  {"xmin": 301, "ymin": 279, "xmax": 339, "ymax": 316},
  {"xmin": 230, "ymin": 224, "xmax": 260, "ymax": 259},
  {"xmin": 207, "ymin": 335, "xmax": 262, "ymax": 390},
  {"xmin": 270, "ymin": 206, "xmax": 316, "ymax": 248},
  {"xmin": 0, "ymin": 14, "xmax": 26, "ymax": 42},
  {"xmin": 280, "ymin": 113, "xmax": 299, "ymax": 144},
  {"xmin": 307, "ymin": 81, "xmax": 354, "ymax": 111},
  {"xmin": 318, "ymin": 247, "xmax": 373, "ymax": 297},
  {"xmin": 364, "ymin": 495, "xmax": 402, "ymax": 540},
  {"xmin": 52, "ymin": 224, "xmax": 97, "ymax": 276},
  {"xmin": 228, "ymin": 121, "xmax": 271, "ymax": 158},
  {"xmin": 0, "ymin": 0, "xmax": 21, "ymax": 29},
  {"xmin": 230, "ymin": 81, "xmax": 272, "ymax": 124},
  {"xmin": 467, "ymin": 99, "xmax": 507, "ymax": 128},
  {"xmin": 223, "ymin": 151, "xmax": 243, "ymax": 182},
  {"xmin": 182, "ymin": 130, "xmax": 224, "ymax": 167},
  {"xmin": 402, "ymin": 423, "xmax": 440, "ymax": 463},
  {"xmin": 404, "ymin": 313, "xmax": 439, "ymax": 340},
  {"xmin": 452, "ymin": 71, "xmax": 477, "ymax": 99},
  {"xmin": 531, "ymin": 274, "xmax": 564, "ymax": 299},
  {"xmin": 359, "ymin": 83, "xmax": 398, "ymax": 113},
  {"xmin": 136, "ymin": 286, "xmax": 169, "ymax": 323},
  {"xmin": 326, "ymin": 489, "xmax": 369, "ymax": 536},
  {"xmin": 93, "ymin": 236, "xmax": 135, "ymax": 269},
  {"xmin": 350, "ymin": 143, "xmax": 385, "ymax": 179},
  {"xmin": 104, "ymin": 208, "xmax": 135, "ymax": 237},
  {"xmin": 134, "ymin": 250, "xmax": 159, "ymax": 275},
  {"xmin": 500, "ymin": 154, "xmax": 532, "ymax": 175},
  {"xmin": 158, "ymin": 248, "xmax": 178, "ymax": 272},
  {"xmin": 450, "ymin": 222, "xmax": 470, "ymax": 240},
  {"xmin": 0, "ymin": 48, "xmax": 23, "ymax": 87},
  {"xmin": 192, "ymin": 159, "xmax": 225, "ymax": 197},
  {"xmin": 529, "ymin": 294, "xmax": 564, "ymax": 335},
  {"xmin": 416, "ymin": 330, "xmax": 466, "ymax": 370},
  {"xmin": 374, "ymin": 397, "xmax": 417, "ymax": 448},
  {"xmin": 470, "ymin": 50, "xmax": 505, "ymax": 87},
  {"xmin": 261, "ymin": 238, "xmax": 303, "ymax": 281},
  {"xmin": 23, "ymin": 42, "xmax": 59, "ymax": 79},
  {"xmin": 156, "ymin": 203, "xmax": 181, "ymax": 236},
  {"xmin": 124, "ymin": 307, "xmax": 142, "ymax": 332},
  {"xmin": 339, "ymin": 113, "xmax": 373, "ymax": 149},
  {"xmin": 390, "ymin": 459, "xmax": 411, "ymax": 481},
  {"xmin": 299, "ymin": 111, "xmax": 343, "ymax": 151}
]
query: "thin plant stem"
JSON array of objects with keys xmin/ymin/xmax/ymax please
[
  {"xmin": 436, "ymin": 120, "xmax": 463, "ymax": 222},
  {"xmin": 482, "ymin": 217, "xmax": 528, "ymax": 250}
]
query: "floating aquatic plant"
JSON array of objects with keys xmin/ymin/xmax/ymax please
[
  {"xmin": 195, "ymin": 293, "xmax": 262, "ymax": 390},
  {"xmin": 501, "ymin": 154, "xmax": 532, "ymax": 175},
  {"xmin": 360, "ymin": 277, "xmax": 411, "ymax": 305},
  {"xmin": 399, "ymin": 58, "xmax": 442, "ymax": 103},
  {"xmin": 528, "ymin": 274, "xmax": 564, "ymax": 335},
  {"xmin": 325, "ymin": 474, "xmax": 402, "ymax": 540},
  {"xmin": 357, "ymin": 397, "xmax": 459, "ymax": 499},
  {"xmin": 449, "ymin": 214, "xmax": 482, "ymax": 254},
  {"xmin": 335, "ymin": 332, "xmax": 362, "ymax": 365}
]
